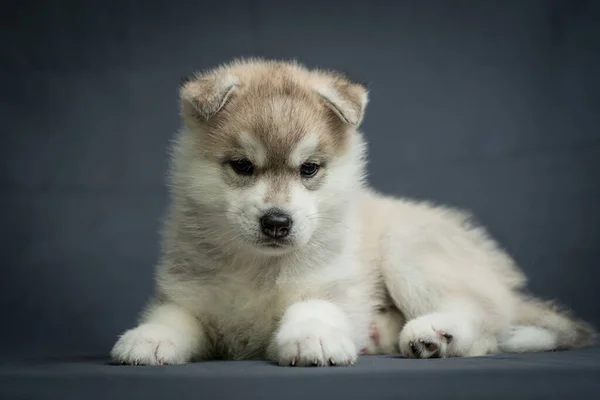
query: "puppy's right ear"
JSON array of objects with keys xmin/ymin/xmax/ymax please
[{"xmin": 179, "ymin": 72, "xmax": 239, "ymax": 122}]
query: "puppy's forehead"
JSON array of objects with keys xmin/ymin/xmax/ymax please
[
  {"xmin": 252, "ymin": 96, "xmax": 317, "ymax": 160},
  {"xmin": 227, "ymin": 95, "xmax": 332, "ymax": 164},
  {"xmin": 204, "ymin": 70, "xmax": 352, "ymax": 164},
  {"xmin": 237, "ymin": 130, "xmax": 320, "ymax": 168}
]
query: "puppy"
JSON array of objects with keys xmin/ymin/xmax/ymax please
[{"xmin": 110, "ymin": 58, "xmax": 595, "ymax": 365}]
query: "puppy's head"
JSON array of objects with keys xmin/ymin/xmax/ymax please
[{"xmin": 176, "ymin": 59, "xmax": 368, "ymax": 256}]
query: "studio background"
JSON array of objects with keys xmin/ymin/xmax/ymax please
[{"xmin": 1, "ymin": 0, "xmax": 599, "ymax": 362}]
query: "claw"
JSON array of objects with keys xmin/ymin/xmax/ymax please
[
  {"xmin": 329, "ymin": 359, "xmax": 336, "ymax": 366},
  {"xmin": 290, "ymin": 357, "xmax": 296, "ymax": 366}
]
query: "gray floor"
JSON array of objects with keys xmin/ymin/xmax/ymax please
[{"xmin": 2, "ymin": 347, "xmax": 599, "ymax": 399}]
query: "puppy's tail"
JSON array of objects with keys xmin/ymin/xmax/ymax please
[{"xmin": 499, "ymin": 296, "xmax": 597, "ymax": 353}]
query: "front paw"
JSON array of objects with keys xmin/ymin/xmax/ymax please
[
  {"xmin": 399, "ymin": 317, "xmax": 453, "ymax": 359},
  {"xmin": 274, "ymin": 319, "xmax": 358, "ymax": 367},
  {"xmin": 110, "ymin": 323, "xmax": 191, "ymax": 366}
]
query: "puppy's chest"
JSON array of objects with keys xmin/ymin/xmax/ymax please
[{"xmin": 201, "ymin": 276, "xmax": 294, "ymax": 359}]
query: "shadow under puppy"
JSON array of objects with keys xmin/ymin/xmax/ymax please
[{"xmin": 110, "ymin": 58, "xmax": 596, "ymax": 366}]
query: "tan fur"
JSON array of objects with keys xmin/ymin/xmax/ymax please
[
  {"xmin": 181, "ymin": 59, "xmax": 360, "ymax": 160},
  {"xmin": 110, "ymin": 58, "xmax": 596, "ymax": 366}
]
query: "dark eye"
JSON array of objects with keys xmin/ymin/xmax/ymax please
[
  {"xmin": 300, "ymin": 162, "xmax": 320, "ymax": 178},
  {"xmin": 229, "ymin": 159, "xmax": 254, "ymax": 175}
]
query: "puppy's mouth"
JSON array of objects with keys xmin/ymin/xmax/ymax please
[
  {"xmin": 260, "ymin": 239, "xmax": 291, "ymax": 248},
  {"xmin": 257, "ymin": 238, "xmax": 294, "ymax": 252}
]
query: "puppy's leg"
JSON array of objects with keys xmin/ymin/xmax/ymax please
[
  {"xmin": 110, "ymin": 302, "xmax": 207, "ymax": 365},
  {"xmin": 398, "ymin": 301, "xmax": 498, "ymax": 358},
  {"xmin": 270, "ymin": 300, "xmax": 358, "ymax": 367}
]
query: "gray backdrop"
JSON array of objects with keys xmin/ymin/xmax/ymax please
[{"xmin": 1, "ymin": 0, "xmax": 599, "ymax": 362}]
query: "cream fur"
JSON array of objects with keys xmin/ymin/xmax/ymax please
[{"xmin": 110, "ymin": 58, "xmax": 596, "ymax": 366}]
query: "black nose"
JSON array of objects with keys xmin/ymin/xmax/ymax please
[{"xmin": 260, "ymin": 211, "xmax": 292, "ymax": 239}]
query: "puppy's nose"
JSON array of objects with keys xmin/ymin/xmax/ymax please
[{"xmin": 260, "ymin": 210, "xmax": 292, "ymax": 239}]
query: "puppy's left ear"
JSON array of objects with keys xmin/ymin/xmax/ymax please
[{"xmin": 315, "ymin": 78, "xmax": 369, "ymax": 127}]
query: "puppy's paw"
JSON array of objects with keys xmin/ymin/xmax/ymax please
[
  {"xmin": 110, "ymin": 323, "xmax": 191, "ymax": 366},
  {"xmin": 274, "ymin": 319, "xmax": 358, "ymax": 367},
  {"xmin": 399, "ymin": 317, "xmax": 453, "ymax": 359}
]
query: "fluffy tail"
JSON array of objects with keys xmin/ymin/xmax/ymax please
[{"xmin": 499, "ymin": 296, "xmax": 597, "ymax": 353}]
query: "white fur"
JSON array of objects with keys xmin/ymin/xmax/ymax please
[
  {"xmin": 110, "ymin": 61, "xmax": 595, "ymax": 366},
  {"xmin": 499, "ymin": 326, "xmax": 558, "ymax": 353},
  {"xmin": 271, "ymin": 300, "xmax": 357, "ymax": 366},
  {"xmin": 110, "ymin": 303, "xmax": 205, "ymax": 365}
]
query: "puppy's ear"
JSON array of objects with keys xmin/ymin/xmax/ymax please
[
  {"xmin": 315, "ymin": 78, "xmax": 369, "ymax": 127},
  {"xmin": 179, "ymin": 72, "xmax": 239, "ymax": 122}
]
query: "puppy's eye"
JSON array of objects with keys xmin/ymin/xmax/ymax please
[
  {"xmin": 300, "ymin": 162, "xmax": 320, "ymax": 178},
  {"xmin": 229, "ymin": 159, "xmax": 254, "ymax": 175}
]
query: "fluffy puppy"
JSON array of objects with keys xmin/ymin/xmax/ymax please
[{"xmin": 110, "ymin": 58, "xmax": 595, "ymax": 366}]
